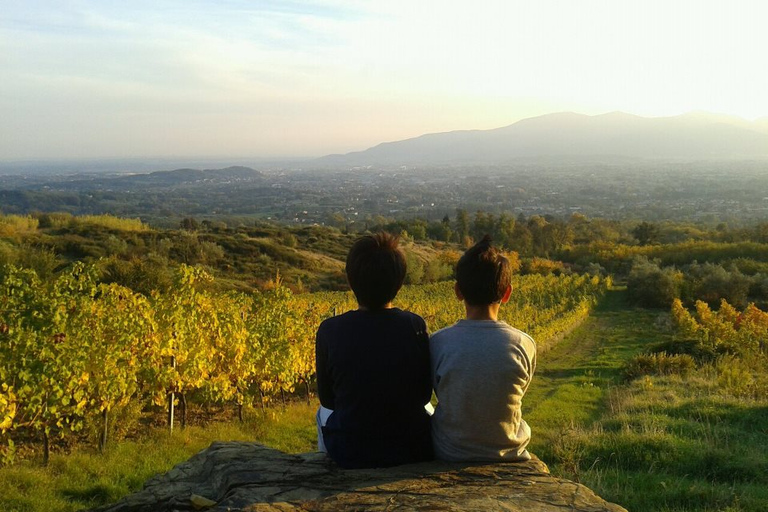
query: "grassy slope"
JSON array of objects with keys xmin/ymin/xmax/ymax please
[
  {"xmin": 527, "ymin": 289, "xmax": 768, "ymax": 512},
  {"xmin": 526, "ymin": 288, "xmax": 662, "ymax": 445},
  {"xmin": 3, "ymin": 290, "xmax": 767, "ymax": 512},
  {"xmin": 0, "ymin": 404, "xmax": 318, "ymax": 512}
]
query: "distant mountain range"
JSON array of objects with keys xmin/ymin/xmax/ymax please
[{"xmin": 318, "ymin": 112, "xmax": 768, "ymax": 166}]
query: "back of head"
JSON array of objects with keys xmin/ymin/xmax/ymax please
[
  {"xmin": 345, "ymin": 232, "xmax": 407, "ymax": 309},
  {"xmin": 456, "ymin": 235, "xmax": 511, "ymax": 306}
]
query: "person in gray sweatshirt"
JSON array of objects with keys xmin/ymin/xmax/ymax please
[{"xmin": 430, "ymin": 235, "xmax": 537, "ymax": 462}]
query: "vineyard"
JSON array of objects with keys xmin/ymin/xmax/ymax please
[
  {"xmin": 668, "ymin": 297, "xmax": 768, "ymax": 396},
  {"xmin": 0, "ymin": 263, "xmax": 608, "ymax": 463}
]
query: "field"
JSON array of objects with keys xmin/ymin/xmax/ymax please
[
  {"xmin": 2, "ymin": 277, "xmax": 768, "ymax": 511},
  {"xmin": 0, "ymin": 267, "xmax": 607, "ymax": 464},
  {"xmin": 0, "ymin": 404, "xmax": 318, "ymax": 512},
  {"xmin": 527, "ymin": 289, "xmax": 768, "ymax": 511}
]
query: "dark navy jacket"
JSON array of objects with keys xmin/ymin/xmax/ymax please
[{"xmin": 316, "ymin": 308, "xmax": 433, "ymax": 468}]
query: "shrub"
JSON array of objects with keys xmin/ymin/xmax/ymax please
[
  {"xmin": 716, "ymin": 355, "xmax": 755, "ymax": 398},
  {"xmin": 36, "ymin": 212, "xmax": 73, "ymax": 229},
  {"xmin": 731, "ymin": 257, "xmax": 768, "ymax": 276},
  {"xmin": 623, "ymin": 352, "xmax": 696, "ymax": 381},
  {"xmin": 585, "ymin": 262, "xmax": 607, "ymax": 277},
  {"xmin": 684, "ymin": 262, "xmax": 751, "ymax": 308},
  {"xmin": 0, "ymin": 242, "xmax": 17, "ymax": 269},
  {"xmin": 404, "ymin": 251, "xmax": 425, "ymax": 284},
  {"xmin": 651, "ymin": 339, "xmax": 718, "ymax": 364},
  {"xmin": 0, "ymin": 215, "xmax": 38, "ymax": 239},
  {"xmin": 627, "ymin": 257, "xmax": 683, "ymax": 308},
  {"xmin": 423, "ymin": 259, "xmax": 452, "ymax": 283},
  {"xmin": 76, "ymin": 215, "xmax": 148, "ymax": 232},
  {"xmin": 17, "ymin": 245, "xmax": 59, "ymax": 280},
  {"xmin": 279, "ymin": 232, "xmax": 298, "ymax": 248},
  {"xmin": 523, "ymin": 257, "xmax": 565, "ymax": 275}
]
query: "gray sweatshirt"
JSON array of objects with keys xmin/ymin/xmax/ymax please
[{"xmin": 430, "ymin": 319, "xmax": 536, "ymax": 461}]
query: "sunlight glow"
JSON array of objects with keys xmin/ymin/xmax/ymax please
[{"xmin": 0, "ymin": 0, "xmax": 766, "ymax": 159}]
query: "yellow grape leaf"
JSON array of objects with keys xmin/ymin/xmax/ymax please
[{"xmin": 0, "ymin": 394, "xmax": 15, "ymax": 432}]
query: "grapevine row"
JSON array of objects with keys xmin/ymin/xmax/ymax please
[
  {"xmin": 671, "ymin": 298, "xmax": 768, "ymax": 355},
  {"xmin": 0, "ymin": 264, "xmax": 608, "ymax": 462}
]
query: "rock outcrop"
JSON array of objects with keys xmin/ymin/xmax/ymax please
[{"xmin": 95, "ymin": 442, "xmax": 627, "ymax": 512}]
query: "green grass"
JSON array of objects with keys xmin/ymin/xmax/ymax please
[
  {"xmin": 526, "ymin": 288, "xmax": 666, "ymax": 441},
  {"xmin": 551, "ymin": 378, "xmax": 768, "ymax": 511},
  {"xmin": 4, "ymin": 289, "xmax": 768, "ymax": 512},
  {"xmin": 0, "ymin": 403, "xmax": 318, "ymax": 512},
  {"xmin": 527, "ymin": 289, "xmax": 768, "ymax": 512}
]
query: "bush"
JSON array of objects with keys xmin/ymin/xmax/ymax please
[
  {"xmin": 0, "ymin": 242, "xmax": 17, "ymax": 268},
  {"xmin": 627, "ymin": 257, "xmax": 683, "ymax": 308},
  {"xmin": 423, "ymin": 259, "xmax": 452, "ymax": 283},
  {"xmin": 404, "ymin": 251, "xmax": 425, "ymax": 284},
  {"xmin": 98, "ymin": 255, "xmax": 174, "ymax": 295},
  {"xmin": 651, "ymin": 339, "xmax": 718, "ymax": 364},
  {"xmin": 731, "ymin": 257, "xmax": 768, "ymax": 276},
  {"xmin": 623, "ymin": 352, "xmax": 696, "ymax": 381},
  {"xmin": 684, "ymin": 262, "xmax": 751, "ymax": 308},
  {"xmin": 716, "ymin": 355, "xmax": 755, "ymax": 398},
  {"xmin": 279, "ymin": 232, "xmax": 298, "ymax": 248},
  {"xmin": 17, "ymin": 245, "xmax": 59, "ymax": 280},
  {"xmin": 36, "ymin": 212, "xmax": 74, "ymax": 229},
  {"xmin": 0, "ymin": 215, "xmax": 38, "ymax": 239},
  {"xmin": 76, "ymin": 215, "xmax": 148, "ymax": 232},
  {"xmin": 523, "ymin": 257, "xmax": 565, "ymax": 275},
  {"xmin": 585, "ymin": 262, "xmax": 607, "ymax": 277}
]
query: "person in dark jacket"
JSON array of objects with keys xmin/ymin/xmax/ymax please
[{"xmin": 315, "ymin": 232, "xmax": 433, "ymax": 468}]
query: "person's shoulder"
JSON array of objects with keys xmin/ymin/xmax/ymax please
[
  {"xmin": 497, "ymin": 322, "xmax": 536, "ymax": 351},
  {"xmin": 429, "ymin": 322, "xmax": 461, "ymax": 342},
  {"xmin": 397, "ymin": 308, "xmax": 426, "ymax": 325},
  {"xmin": 391, "ymin": 309, "xmax": 428, "ymax": 336},
  {"xmin": 318, "ymin": 310, "xmax": 356, "ymax": 331},
  {"xmin": 318, "ymin": 313, "xmax": 340, "ymax": 328},
  {"xmin": 505, "ymin": 324, "xmax": 535, "ymax": 342}
]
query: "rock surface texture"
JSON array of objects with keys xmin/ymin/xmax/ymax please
[{"xmin": 95, "ymin": 442, "xmax": 627, "ymax": 512}]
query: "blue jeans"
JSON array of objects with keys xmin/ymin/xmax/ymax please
[{"xmin": 316, "ymin": 403, "xmax": 434, "ymax": 453}]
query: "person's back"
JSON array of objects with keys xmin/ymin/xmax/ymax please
[
  {"xmin": 430, "ymin": 236, "xmax": 536, "ymax": 462},
  {"xmin": 431, "ymin": 319, "xmax": 535, "ymax": 461},
  {"xmin": 317, "ymin": 308, "xmax": 431, "ymax": 467},
  {"xmin": 315, "ymin": 233, "xmax": 432, "ymax": 468}
]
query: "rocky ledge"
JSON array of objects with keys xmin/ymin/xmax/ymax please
[{"xmin": 94, "ymin": 442, "xmax": 627, "ymax": 512}]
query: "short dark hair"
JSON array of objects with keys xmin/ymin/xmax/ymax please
[
  {"xmin": 456, "ymin": 235, "xmax": 511, "ymax": 306},
  {"xmin": 345, "ymin": 233, "xmax": 407, "ymax": 309}
]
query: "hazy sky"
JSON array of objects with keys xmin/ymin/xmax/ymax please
[{"xmin": 1, "ymin": 0, "xmax": 767, "ymax": 161}]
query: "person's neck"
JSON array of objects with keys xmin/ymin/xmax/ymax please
[
  {"xmin": 358, "ymin": 302, "xmax": 394, "ymax": 311},
  {"xmin": 464, "ymin": 302, "xmax": 501, "ymax": 321}
]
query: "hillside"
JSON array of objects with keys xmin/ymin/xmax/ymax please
[
  {"xmin": 317, "ymin": 112, "xmax": 768, "ymax": 166},
  {"xmin": 0, "ymin": 214, "xmax": 457, "ymax": 293},
  {"xmin": 44, "ymin": 166, "xmax": 265, "ymax": 191}
]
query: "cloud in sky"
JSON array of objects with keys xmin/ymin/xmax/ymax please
[{"xmin": 1, "ymin": 0, "xmax": 767, "ymax": 160}]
